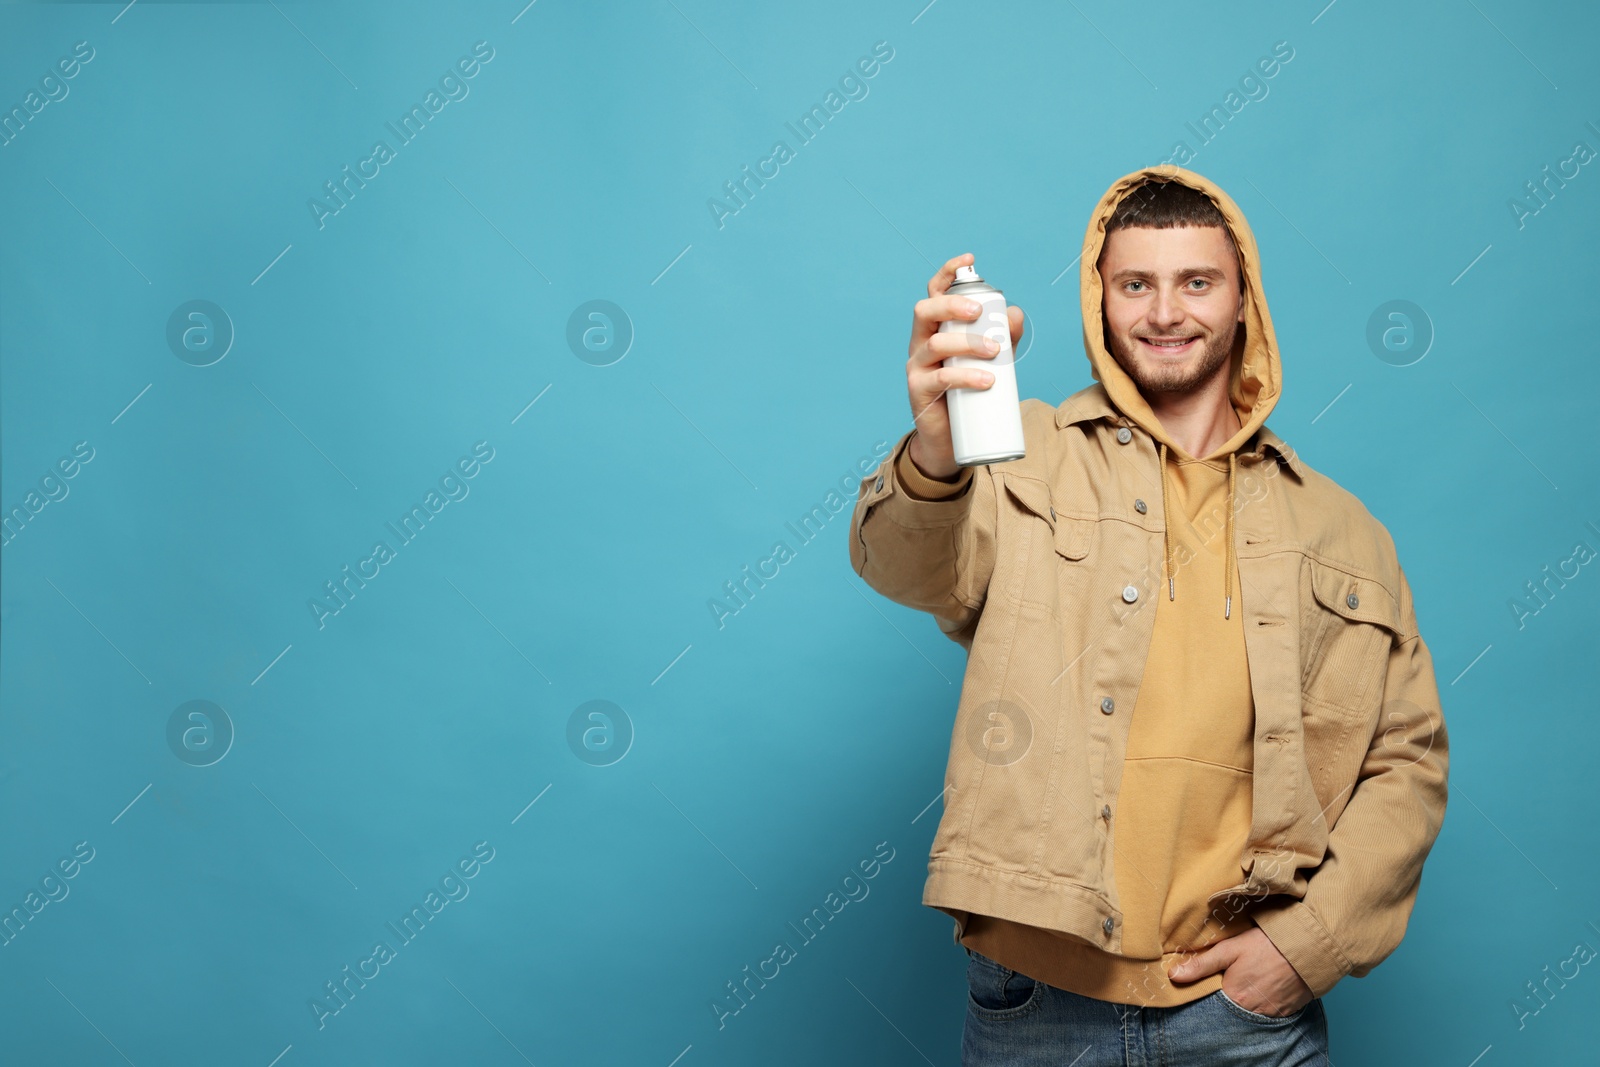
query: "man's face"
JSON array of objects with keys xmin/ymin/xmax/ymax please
[{"xmin": 1098, "ymin": 223, "xmax": 1245, "ymax": 398}]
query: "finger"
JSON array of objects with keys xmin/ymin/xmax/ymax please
[
  {"xmin": 926, "ymin": 252, "xmax": 975, "ymax": 300},
  {"xmin": 1168, "ymin": 947, "xmax": 1215, "ymax": 980},
  {"xmin": 911, "ymin": 362, "xmax": 992, "ymax": 404},
  {"xmin": 909, "ymin": 367, "xmax": 989, "ymax": 427},
  {"xmin": 934, "ymin": 364, "xmax": 994, "ymax": 390},
  {"xmin": 908, "ymin": 373, "xmax": 953, "ymax": 428},
  {"xmin": 910, "ymin": 364, "xmax": 983, "ymax": 404},
  {"xmin": 910, "ymin": 293, "xmax": 986, "ymax": 350},
  {"xmin": 924, "ymin": 328, "xmax": 1001, "ymax": 361},
  {"xmin": 1008, "ymin": 304, "xmax": 1025, "ymax": 349}
]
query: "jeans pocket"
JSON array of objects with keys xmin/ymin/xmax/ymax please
[
  {"xmin": 1215, "ymin": 986, "xmax": 1308, "ymax": 1024},
  {"xmin": 966, "ymin": 949, "xmax": 1042, "ymax": 1018}
]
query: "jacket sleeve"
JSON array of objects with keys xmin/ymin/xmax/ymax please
[
  {"xmin": 1251, "ymin": 564, "xmax": 1451, "ymax": 999},
  {"xmin": 848, "ymin": 428, "xmax": 998, "ymax": 649}
]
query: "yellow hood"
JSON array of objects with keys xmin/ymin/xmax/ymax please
[
  {"xmin": 1079, "ymin": 164, "xmax": 1282, "ymax": 459},
  {"xmin": 1078, "ymin": 165, "xmax": 1283, "ymax": 616}
]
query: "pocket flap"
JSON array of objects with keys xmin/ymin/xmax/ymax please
[
  {"xmin": 1002, "ymin": 473, "xmax": 1053, "ymax": 524},
  {"xmin": 1001, "ymin": 473, "xmax": 1090, "ymax": 560},
  {"xmin": 1054, "ymin": 517, "xmax": 1091, "ymax": 560},
  {"xmin": 1309, "ymin": 559, "xmax": 1402, "ymax": 636}
]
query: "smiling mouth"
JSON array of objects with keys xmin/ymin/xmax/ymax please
[{"xmin": 1140, "ymin": 336, "xmax": 1199, "ymax": 351}]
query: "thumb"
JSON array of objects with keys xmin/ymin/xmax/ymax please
[
  {"xmin": 1007, "ymin": 304, "xmax": 1026, "ymax": 354},
  {"xmin": 1168, "ymin": 940, "xmax": 1232, "ymax": 982}
]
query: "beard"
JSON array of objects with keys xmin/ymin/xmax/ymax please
[{"xmin": 1106, "ymin": 318, "xmax": 1239, "ymax": 397}]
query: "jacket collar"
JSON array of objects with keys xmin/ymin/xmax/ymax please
[
  {"xmin": 1252, "ymin": 423, "xmax": 1306, "ymax": 479},
  {"xmin": 1053, "ymin": 383, "xmax": 1306, "ymax": 479}
]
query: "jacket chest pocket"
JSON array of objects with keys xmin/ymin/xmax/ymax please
[
  {"xmin": 999, "ymin": 473, "xmax": 1093, "ymax": 614},
  {"xmin": 1300, "ymin": 558, "xmax": 1403, "ymax": 712}
]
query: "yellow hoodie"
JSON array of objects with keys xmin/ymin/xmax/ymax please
[
  {"xmin": 899, "ymin": 165, "xmax": 1286, "ymax": 1007},
  {"xmin": 1079, "ymin": 165, "xmax": 1284, "ymax": 620}
]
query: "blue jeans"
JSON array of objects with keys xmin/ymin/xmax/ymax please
[{"xmin": 962, "ymin": 946, "xmax": 1331, "ymax": 1066}]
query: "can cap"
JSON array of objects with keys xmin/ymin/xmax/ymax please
[{"xmin": 954, "ymin": 264, "xmax": 982, "ymax": 283}]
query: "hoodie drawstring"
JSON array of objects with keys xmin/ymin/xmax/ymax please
[
  {"xmin": 1157, "ymin": 440, "xmax": 1238, "ymax": 619},
  {"xmin": 1225, "ymin": 452, "xmax": 1235, "ymax": 620},
  {"xmin": 1158, "ymin": 441, "xmax": 1174, "ymax": 602}
]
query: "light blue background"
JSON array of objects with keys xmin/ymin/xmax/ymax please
[{"xmin": 2, "ymin": 1, "xmax": 1596, "ymax": 1064}]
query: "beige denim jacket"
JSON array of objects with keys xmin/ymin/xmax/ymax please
[{"xmin": 848, "ymin": 165, "xmax": 1450, "ymax": 999}]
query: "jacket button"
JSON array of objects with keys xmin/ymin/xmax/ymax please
[
  {"xmin": 874, "ymin": 474, "xmax": 884, "ymax": 492},
  {"xmin": 1346, "ymin": 593, "xmax": 1360, "ymax": 609},
  {"xmin": 1134, "ymin": 498, "xmax": 1147, "ymax": 514},
  {"xmin": 1116, "ymin": 427, "xmax": 1133, "ymax": 444},
  {"xmin": 1122, "ymin": 585, "xmax": 1139, "ymax": 603},
  {"xmin": 1101, "ymin": 804, "xmax": 1112, "ymax": 819},
  {"xmin": 1100, "ymin": 697, "xmax": 1115, "ymax": 714},
  {"xmin": 1103, "ymin": 916, "xmax": 1115, "ymax": 935}
]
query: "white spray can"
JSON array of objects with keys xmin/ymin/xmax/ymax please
[{"xmin": 939, "ymin": 264, "xmax": 1026, "ymax": 465}]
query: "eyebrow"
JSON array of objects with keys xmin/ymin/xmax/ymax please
[{"xmin": 1107, "ymin": 266, "xmax": 1228, "ymax": 283}]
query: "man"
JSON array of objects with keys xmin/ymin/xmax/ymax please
[{"xmin": 848, "ymin": 166, "xmax": 1449, "ymax": 1065}]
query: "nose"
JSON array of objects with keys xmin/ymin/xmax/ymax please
[{"xmin": 1149, "ymin": 286, "xmax": 1185, "ymax": 330}]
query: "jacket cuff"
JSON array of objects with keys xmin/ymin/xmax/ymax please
[
  {"xmin": 896, "ymin": 433, "xmax": 973, "ymax": 501},
  {"xmin": 1250, "ymin": 897, "xmax": 1354, "ymax": 999}
]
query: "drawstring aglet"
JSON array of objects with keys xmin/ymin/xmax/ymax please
[{"xmin": 1225, "ymin": 594, "xmax": 1232, "ymax": 619}]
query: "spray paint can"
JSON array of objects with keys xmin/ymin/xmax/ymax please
[{"xmin": 939, "ymin": 264, "xmax": 1026, "ymax": 465}]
